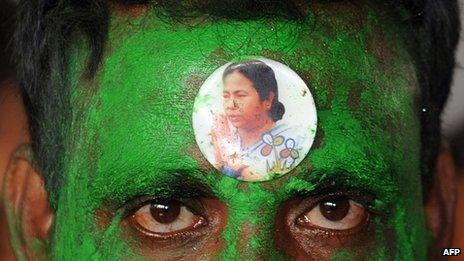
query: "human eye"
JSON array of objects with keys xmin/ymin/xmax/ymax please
[
  {"xmin": 276, "ymin": 191, "xmax": 374, "ymax": 244},
  {"xmin": 130, "ymin": 199, "xmax": 207, "ymax": 238},
  {"xmin": 296, "ymin": 195, "xmax": 368, "ymax": 231},
  {"xmin": 237, "ymin": 93, "xmax": 248, "ymax": 98},
  {"xmin": 120, "ymin": 195, "xmax": 227, "ymax": 256},
  {"xmin": 234, "ymin": 91, "xmax": 248, "ymax": 98},
  {"xmin": 275, "ymin": 192, "xmax": 375, "ymax": 259}
]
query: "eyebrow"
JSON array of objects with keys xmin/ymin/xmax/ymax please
[
  {"xmin": 280, "ymin": 169, "xmax": 398, "ymax": 216},
  {"xmin": 223, "ymin": 90, "xmax": 249, "ymax": 94},
  {"xmin": 91, "ymin": 168, "xmax": 215, "ymax": 211},
  {"xmin": 286, "ymin": 168, "xmax": 396, "ymax": 196},
  {"xmin": 281, "ymin": 149, "xmax": 399, "ymax": 211}
]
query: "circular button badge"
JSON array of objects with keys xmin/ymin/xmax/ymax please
[{"xmin": 193, "ymin": 58, "xmax": 317, "ymax": 182}]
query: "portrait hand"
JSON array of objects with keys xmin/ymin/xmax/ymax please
[{"xmin": 211, "ymin": 114, "xmax": 235, "ymax": 164}]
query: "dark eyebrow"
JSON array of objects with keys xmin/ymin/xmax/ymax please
[
  {"xmin": 282, "ymin": 167, "xmax": 398, "ymax": 211},
  {"xmin": 92, "ymin": 169, "xmax": 214, "ymax": 211},
  {"xmin": 151, "ymin": 0, "xmax": 308, "ymax": 21}
]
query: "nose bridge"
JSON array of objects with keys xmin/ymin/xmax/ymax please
[
  {"xmin": 220, "ymin": 203, "xmax": 284, "ymax": 260},
  {"xmin": 238, "ymin": 219, "xmax": 274, "ymax": 259}
]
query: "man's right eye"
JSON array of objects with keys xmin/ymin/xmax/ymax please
[
  {"xmin": 274, "ymin": 193, "xmax": 375, "ymax": 259},
  {"xmin": 130, "ymin": 199, "xmax": 207, "ymax": 239}
]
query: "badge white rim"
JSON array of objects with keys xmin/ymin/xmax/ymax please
[{"xmin": 192, "ymin": 57, "xmax": 317, "ymax": 182}]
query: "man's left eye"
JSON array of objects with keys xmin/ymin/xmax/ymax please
[
  {"xmin": 296, "ymin": 196, "xmax": 368, "ymax": 231},
  {"xmin": 130, "ymin": 199, "xmax": 206, "ymax": 237}
]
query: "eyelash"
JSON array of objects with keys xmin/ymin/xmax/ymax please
[
  {"xmin": 121, "ymin": 196, "xmax": 206, "ymax": 220},
  {"xmin": 294, "ymin": 191, "xmax": 375, "ymax": 233},
  {"xmin": 314, "ymin": 191, "xmax": 374, "ymax": 211}
]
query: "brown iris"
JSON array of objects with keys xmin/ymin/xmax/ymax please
[
  {"xmin": 319, "ymin": 198, "xmax": 350, "ymax": 221},
  {"xmin": 149, "ymin": 200, "xmax": 181, "ymax": 224}
]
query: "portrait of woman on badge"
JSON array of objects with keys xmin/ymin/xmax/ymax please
[{"xmin": 193, "ymin": 58, "xmax": 317, "ymax": 182}]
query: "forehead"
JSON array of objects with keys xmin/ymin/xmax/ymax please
[
  {"xmin": 224, "ymin": 72, "xmax": 254, "ymax": 89},
  {"xmin": 68, "ymin": 2, "xmax": 419, "ymax": 197},
  {"xmin": 54, "ymin": 3, "xmax": 428, "ymax": 258}
]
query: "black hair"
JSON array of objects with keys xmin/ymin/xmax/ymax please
[
  {"xmin": 223, "ymin": 60, "xmax": 285, "ymax": 122},
  {"xmin": 13, "ymin": 0, "xmax": 460, "ymax": 207},
  {"xmin": 450, "ymin": 124, "xmax": 464, "ymax": 171},
  {"xmin": 0, "ymin": 0, "xmax": 16, "ymax": 82}
]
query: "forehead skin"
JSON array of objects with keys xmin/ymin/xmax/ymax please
[{"xmin": 51, "ymin": 1, "xmax": 426, "ymax": 259}]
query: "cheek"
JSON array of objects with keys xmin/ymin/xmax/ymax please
[
  {"xmin": 236, "ymin": 98, "xmax": 251, "ymax": 112},
  {"xmin": 240, "ymin": 98, "xmax": 262, "ymax": 114}
]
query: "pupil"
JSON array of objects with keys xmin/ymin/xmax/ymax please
[
  {"xmin": 149, "ymin": 200, "xmax": 181, "ymax": 224},
  {"xmin": 319, "ymin": 198, "xmax": 350, "ymax": 221}
]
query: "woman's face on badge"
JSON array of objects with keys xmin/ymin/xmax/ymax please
[{"xmin": 223, "ymin": 71, "xmax": 272, "ymax": 129}]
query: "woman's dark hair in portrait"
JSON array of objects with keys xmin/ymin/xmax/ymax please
[
  {"xmin": 223, "ymin": 60, "xmax": 285, "ymax": 122},
  {"xmin": 13, "ymin": 0, "xmax": 460, "ymax": 207}
]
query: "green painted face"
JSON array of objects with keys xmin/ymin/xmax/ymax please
[{"xmin": 50, "ymin": 2, "xmax": 427, "ymax": 259}]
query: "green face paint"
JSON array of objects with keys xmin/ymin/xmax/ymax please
[{"xmin": 48, "ymin": 2, "xmax": 427, "ymax": 260}]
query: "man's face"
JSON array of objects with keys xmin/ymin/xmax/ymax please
[
  {"xmin": 52, "ymin": 2, "xmax": 427, "ymax": 259},
  {"xmin": 223, "ymin": 71, "xmax": 270, "ymax": 129}
]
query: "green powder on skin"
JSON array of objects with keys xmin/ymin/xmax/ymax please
[{"xmin": 47, "ymin": 3, "xmax": 429, "ymax": 259}]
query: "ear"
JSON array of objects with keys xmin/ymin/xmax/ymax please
[
  {"xmin": 1, "ymin": 144, "xmax": 53, "ymax": 260},
  {"xmin": 264, "ymin": 92, "xmax": 275, "ymax": 109},
  {"xmin": 424, "ymin": 144, "xmax": 457, "ymax": 258}
]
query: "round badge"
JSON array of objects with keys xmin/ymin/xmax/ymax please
[{"xmin": 192, "ymin": 58, "xmax": 317, "ymax": 181}]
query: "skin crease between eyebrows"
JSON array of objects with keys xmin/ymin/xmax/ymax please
[{"xmin": 48, "ymin": 1, "xmax": 427, "ymax": 260}]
